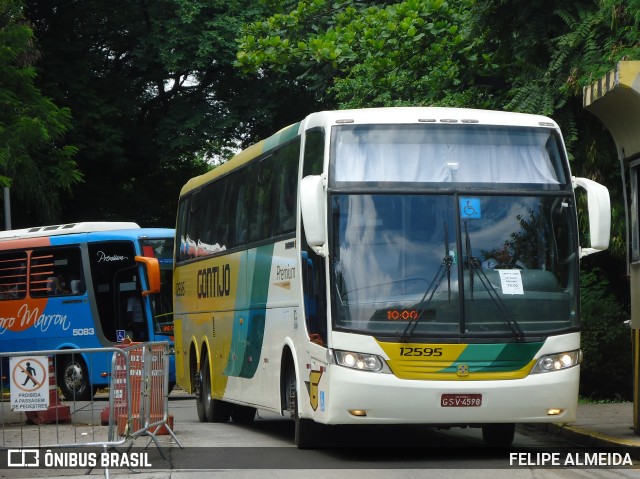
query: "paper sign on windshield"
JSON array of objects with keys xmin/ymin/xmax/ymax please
[{"xmin": 498, "ymin": 270, "xmax": 524, "ymax": 295}]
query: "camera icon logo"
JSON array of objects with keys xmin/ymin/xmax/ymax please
[{"xmin": 7, "ymin": 449, "xmax": 40, "ymax": 467}]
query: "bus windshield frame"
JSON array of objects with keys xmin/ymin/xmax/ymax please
[
  {"xmin": 330, "ymin": 123, "xmax": 570, "ymax": 189},
  {"xmin": 328, "ymin": 123, "xmax": 579, "ymax": 341}
]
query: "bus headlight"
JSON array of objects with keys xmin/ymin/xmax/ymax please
[
  {"xmin": 330, "ymin": 349, "xmax": 391, "ymax": 373},
  {"xmin": 531, "ymin": 349, "xmax": 582, "ymax": 374}
]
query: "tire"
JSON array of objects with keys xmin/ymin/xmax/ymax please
[
  {"xmin": 295, "ymin": 415, "xmax": 321, "ymax": 449},
  {"xmin": 57, "ymin": 354, "xmax": 92, "ymax": 401},
  {"xmin": 482, "ymin": 423, "xmax": 516, "ymax": 447},
  {"xmin": 286, "ymin": 365, "xmax": 322, "ymax": 448},
  {"xmin": 231, "ymin": 404, "xmax": 256, "ymax": 424},
  {"xmin": 199, "ymin": 353, "xmax": 231, "ymax": 423},
  {"xmin": 195, "ymin": 369, "xmax": 206, "ymax": 423}
]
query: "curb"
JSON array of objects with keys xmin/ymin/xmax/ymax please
[{"xmin": 521, "ymin": 423, "xmax": 640, "ymax": 458}]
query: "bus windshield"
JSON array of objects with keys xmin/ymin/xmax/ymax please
[
  {"xmin": 140, "ymin": 238, "xmax": 174, "ymax": 336},
  {"xmin": 330, "ymin": 193, "xmax": 578, "ymax": 338},
  {"xmin": 332, "ymin": 124, "xmax": 568, "ymax": 185}
]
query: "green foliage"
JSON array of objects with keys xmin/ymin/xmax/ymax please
[
  {"xmin": 237, "ymin": 0, "xmax": 494, "ymax": 108},
  {"xmin": 237, "ymin": 1, "xmax": 638, "ymax": 400},
  {"xmin": 472, "ymin": 1, "xmax": 640, "ymax": 259},
  {"xmin": 237, "ymin": 0, "xmax": 640, "ymax": 260},
  {"xmin": 0, "ymin": 0, "xmax": 81, "ymax": 223},
  {"xmin": 579, "ymin": 266, "xmax": 631, "ymax": 401},
  {"xmin": 24, "ymin": 0, "xmax": 315, "ymax": 227}
]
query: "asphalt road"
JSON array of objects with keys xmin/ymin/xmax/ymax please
[{"xmin": 1, "ymin": 393, "xmax": 638, "ymax": 478}]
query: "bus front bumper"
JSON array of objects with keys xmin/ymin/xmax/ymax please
[{"xmin": 311, "ymin": 364, "xmax": 579, "ymax": 426}]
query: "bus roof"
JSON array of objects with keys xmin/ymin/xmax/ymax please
[
  {"xmin": 179, "ymin": 107, "xmax": 561, "ymax": 196},
  {"xmin": 0, "ymin": 222, "xmax": 141, "ymax": 241},
  {"xmin": 300, "ymin": 107, "xmax": 560, "ymax": 130}
]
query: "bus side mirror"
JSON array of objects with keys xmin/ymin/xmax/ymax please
[
  {"xmin": 300, "ymin": 175, "xmax": 327, "ymax": 256},
  {"xmin": 573, "ymin": 176, "xmax": 611, "ymax": 257},
  {"xmin": 135, "ymin": 255, "xmax": 161, "ymax": 295}
]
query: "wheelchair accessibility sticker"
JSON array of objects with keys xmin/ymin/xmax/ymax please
[{"xmin": 460, "ymin": 198, "xmax": 481, "ymax": 219}]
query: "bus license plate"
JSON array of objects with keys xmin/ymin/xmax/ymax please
[{"xmin": 441, "ymin": 393, "xmax": 482, "ymax": 407}]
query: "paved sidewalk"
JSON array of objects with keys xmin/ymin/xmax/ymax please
[{"xmin": 528, "ymin": 402, "xmax": 640, "ymax": 453}]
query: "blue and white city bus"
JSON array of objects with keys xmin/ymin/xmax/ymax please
[{"xmin": 0, "ymin": 222, "xmax": 175, "ymax": 399}]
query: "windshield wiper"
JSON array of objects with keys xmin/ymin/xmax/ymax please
[
  {"xmin": 399, "ymin": 225, "xmax": 453, "ymax": 343},
  {"xmin": 464, "ymin": 222, "xmax": 525, "ymax": 341}
]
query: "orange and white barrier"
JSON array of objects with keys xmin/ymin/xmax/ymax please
[{"xmin": 103, "ymin": 342, "xmax": 179, "ymax": 445}]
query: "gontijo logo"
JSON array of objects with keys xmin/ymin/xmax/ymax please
[{"xmin": 197, "ymin": 264, "xmax": 231, "ymax": 298}]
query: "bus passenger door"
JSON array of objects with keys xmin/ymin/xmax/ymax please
[{"xmin": 88, "ymin": 241, "xmax": 146, "ymax": 343}]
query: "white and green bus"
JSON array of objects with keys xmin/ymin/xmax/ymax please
[{"xmin": 173, "ymin": 107, "xmax": 610, "ymax": 447}]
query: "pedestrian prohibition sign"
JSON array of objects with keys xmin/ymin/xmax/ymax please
[{"xmin": 10, "ymin": 356, "xmax": 49, "ymax": 411}]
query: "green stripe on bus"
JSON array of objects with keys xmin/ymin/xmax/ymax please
[
  {"xmin": 225, "ymin": 244, "xmax": 274, "ymax": 379},
  {"xmin": 441, "ymin": 342, "xmax": 543, "ymax": 373}
]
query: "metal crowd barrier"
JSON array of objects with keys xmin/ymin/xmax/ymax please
[
  {"xmin": 106, "ymin": 341, "xmax": 180, "ymax": 447},
  {"xmin": 0, "ymin": 342, "xmax": 181, "ymax": 476}
]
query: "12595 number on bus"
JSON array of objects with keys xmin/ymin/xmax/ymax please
[{"xmin": 398, "ymin": 347, "xmax": 443, "ymax": 357}]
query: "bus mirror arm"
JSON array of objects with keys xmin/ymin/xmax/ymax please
[
  {"xmin": 300, "ymin": 175, "xmax": 328, "ymax": 257},
  {"xmin": 135, "ymin": 255, "xmax": 161, "ymax": 295},
  {"xmin": 572, "ymin": 176, "xmax": 611, "ymax": 257}
]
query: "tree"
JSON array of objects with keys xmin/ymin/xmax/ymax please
[
  {"xmin": 471, "ymin": 0, "xmax": 640, "ymax": 261},
  {"xmin": 0, "ymin": 0, "xmax": 80, "ymax": 226},
  {"xmin": 238, "ymin": 0, "xmax": 640, "ymax": 261},
  {"xmin": 237, "ymin": 0, "xmax": 490, "ymax": 108},
  {"xmin": 580, "ymin": 266, "xmax": 631, "ymax": 400},
  {"xmin": 237, "ymin": 0, "xmax": 639, "ymax": 400},
  {"xmin": 24, "ymin": 0, "xmax": 318, "ymax": 227}
]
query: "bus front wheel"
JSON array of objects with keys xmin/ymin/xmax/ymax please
[
  {"xmin": 197, "ymin": 354, "xmax": 231, "ymax": 423},
  {"xmin": 482, "ymin": 423, "xmax": 516, "ymax": 447},
  {"xmin": 286, "ymin": 366, "xmax": 323, "ymax": 448},
  {"xmin": 58, "ymin": 355, "xmax": 92, "ymax": 401}
]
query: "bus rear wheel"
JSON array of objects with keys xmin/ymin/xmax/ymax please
[
  {"xmin": 197, "ymin": 353, "xmax": 231, "ymax": 423},
  {"xmin": 57, "ymin": 355, "xmax": 92, "ymax": 401},
  {"xmin": 482, "ymin": 423, "xmax": 516, "ymax": 447}
]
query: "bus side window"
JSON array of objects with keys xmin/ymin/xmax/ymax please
[
  {"xmin": 30, "ymin": 247, "xmax": 84, "ymax": 297},
  {"xmin": 273, "ymin": 140, "xmax": 300, "ymax": 236},
  {"xmin": 0, "ymin": 252, "xmax": 27, "ymax": 300},
  {"xmin": 300, "ymin": 128, "xmax": 327, "ymax": 346},
  {"xmin": 221, "ymin": 168, "xmax": 248, "ymax": 249},
  {"xmin": 303, "ymin": 128, "xmax": 324, "ymax": 177},
  {"xmin": 301, "ymin": 127, "xmax": 327, "ymax": 346},
  {"xmin": 176, "ymin": 198, "xmax": 190, "ymax": 263},
  {"xmin": 248, "ymin": 156, "xmax": 274, "ymax": 242},
  {"xmin": 46, "ymin": 275, "xmax": 69, "ymax": 295},
  {"xmin": 301, "ymin": 250, "xmax": 327, "ymax": 346},
  {"xmin": 70, "ymin": 279, "xmax": 85, "ymax": 294},
  {"xmin": 235, "ymin": 183, "xmax": 249, "ymax": 245},
  {"xmin": 197, "ymin": 181, "xmax": 226, "ymax": 257}
]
